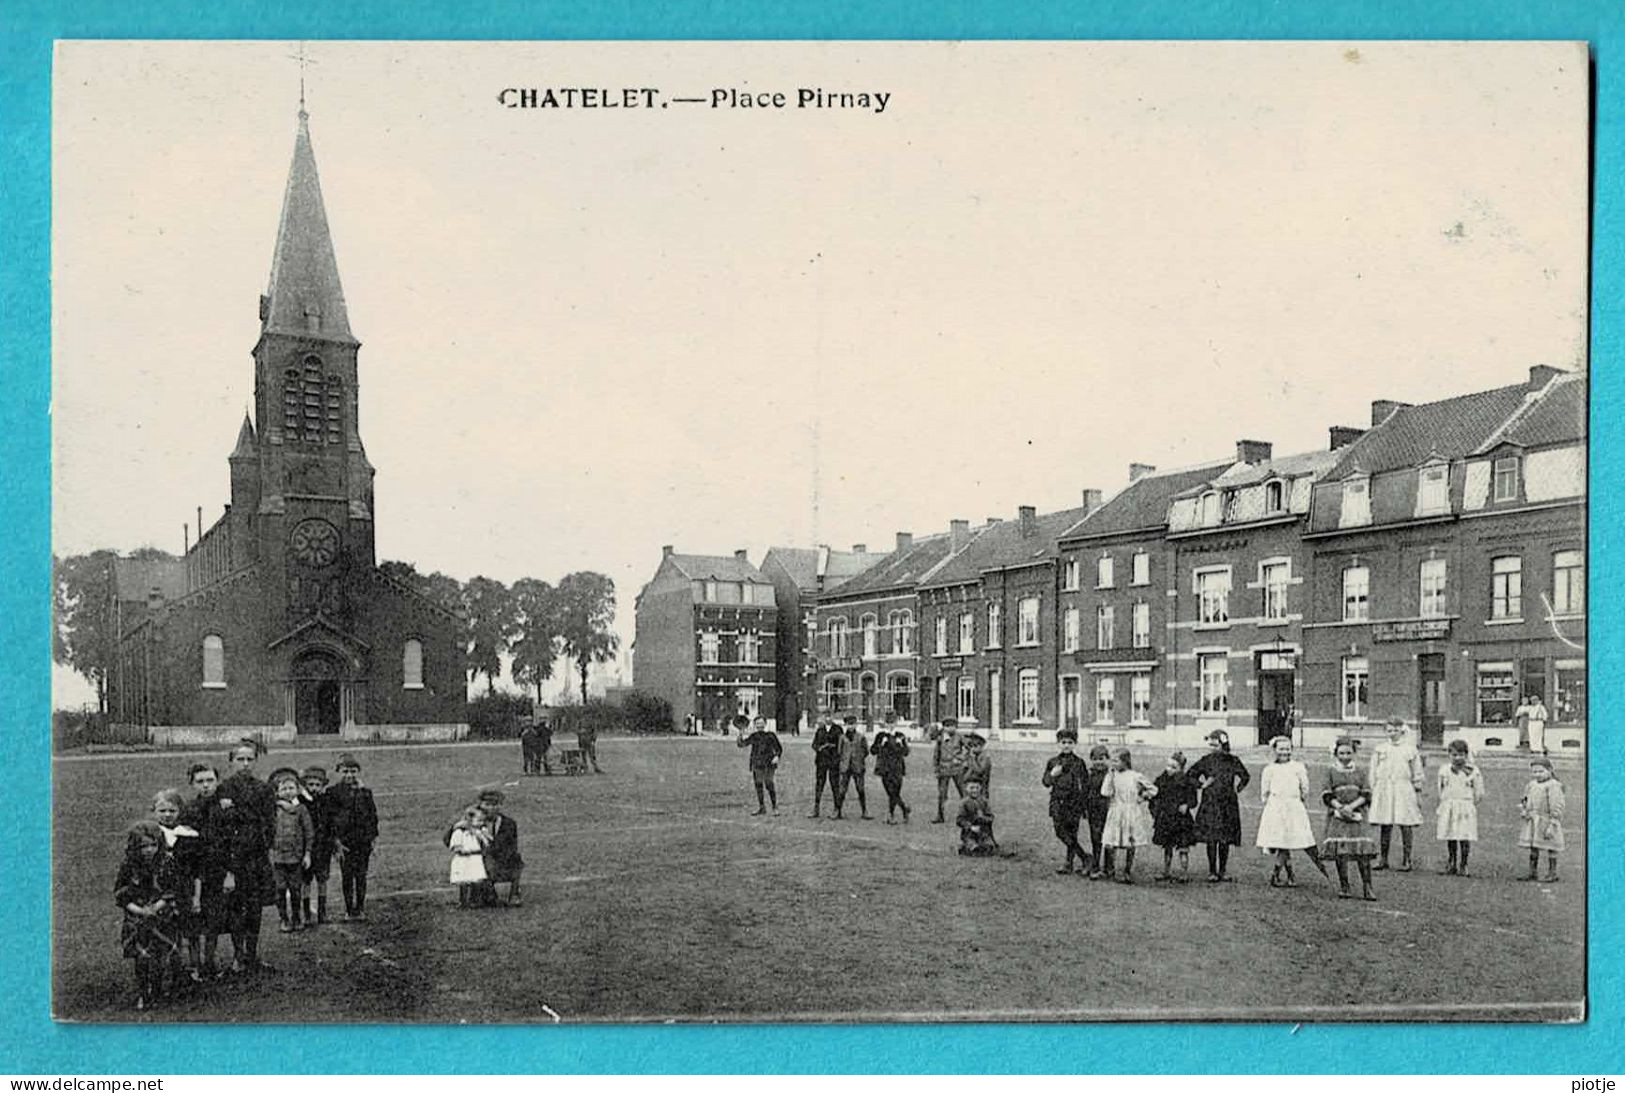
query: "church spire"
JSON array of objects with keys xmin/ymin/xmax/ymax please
[
  {"xmin": 262, "ymin": 107, "xmax": 355, "ymax": 343},
  {"xmin": 229, "ymin": 411, "xmax": 257, "ymax": 459}
]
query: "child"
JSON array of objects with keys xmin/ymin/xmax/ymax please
[
  {"xmin": 809, "ymin": 716, "xmax": 843, "ymax": 818},
  {"xmin": 114, "ymin": 820, "xmax": 183, "ymax": 1010},
  {"xmin": 301, "ymin": 765, "xmax": 336, "ymax": 925},
  {"xmin": 835, "ymin": 715, "xmax": 872, "ymax": 821},
  {"xmin": 871, "ymin": 716, "xmax": 912, "ymax": 824},
  {"xmin": 216, "ymin": 739, "xmax": 275, "ymax": 973},
  {"xmin": 1188, "ymin": 729, "xmax": 1250, "ymax": 883},
  {"xmin": 328, "ymin": 753, "xmax": 379, "ymax": 921},
  {"xmin": 1518, "ymin": 756, "xmax": 1565, "ymax": 882},
  {"xmin": 1100, "ymin": 748, "xmax": 1157, "ymax": 883},
  {"xmin": 1254, "ymin": 736, "xmax": 1324, "ymax": 888},
  {"xmin": 1151, "ymin": 752, "xmax": 1197, "ymax": 883},
  {"xmin": 447, "ymin": 805, "xmax": 491, "ymax": 908},
  {"xmin": 1368, "ymin": 717, "xmax": 1424, "ymax": 871},
  {"xmin": 1042, "ymin": 728, "xmax": 1089, "ymax": 874},
  {"xmin": 736, "ymin": 714, "xmax": 784, "ymax": 815},
  {"xmin": 1321, "ymin": 736, "xmax": 1378, "ymax": 900},
  {"xmin": 477, "ymin": 788, "xmax": 524, "ymax": 906},
  {"xmin": 961, "ymin": 731, "xmax": 992, "ymax": 804},
  {"xmin": 930, "ymin": 719, "xmax": 967, "ymax": 823},
  {"xmin": 955, "ymin": 780, "xmax": 998, "ymax": 856},
  {"xmin": 1082, "ymin": 744, "xmax": 1113, "ymax": 879},
  {"xmin": 151, "ymin": 788, "xmax": 203, "ymax": 982},
  {"xmin": 180, "ymin": 762, "xmax": 229, "ymax": 977},
  {"xmin": 268, "ymin": 768, "xmax": 315, "ymax": 933},
  {"xmin": 1436, "ymin": 739, "xmax": 1486, "ymax": 876}
]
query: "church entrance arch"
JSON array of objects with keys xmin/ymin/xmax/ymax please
[{"xmin": 289, "ymin": 649, "xmax": 348, "ymax": 735}]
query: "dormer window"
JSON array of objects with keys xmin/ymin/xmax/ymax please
[
  {"xmin": 1417, "ymin": 464, "xmax": 1450, "ymax": 516},
  {"xmin": 1264, "ymin": 480, "xmax": 1285, "ymax": 514},
  {"xmin": 1339, "ymin": 478, "xmax": 1371, "ymax": 528},
  {"xmin": 1493, "ymin": 456, "xmax": 1521, "ymax": 503},
  {"xmin": 1199, "ymin": 492, "xmax": 1221, "ymax": 526}
]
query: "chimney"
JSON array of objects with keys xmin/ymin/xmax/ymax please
[
  {"xmin": 1529, "ymin": 364, "xmax": 1563, "ymax": 390},
  {"xmin": 895, "ymin": 531, "xmax": 913, "ymax": 553},
  {"xmin": 852, "ymin": 543, "xmax": 867, "ymax": 554},
  {"xmin": 734, "ymin": 549, "xmax": 748, "ymax": 563},
  {"xmin": 1018, "ymin": 505, "xmax": 1038, "ymax": 537},
  {"xmin": 949, "ymin": 518, "xmax": 970, "ymax": 551},
  {"xmin": 1329, "ymin": 425, "xmax": 1365, "ymax": 450},
  {"xmin": 1129, "ymin": 462, "xmax": 1157, "ymax": 482},
  {"xmin": 1081, "ymin": 488, "xmax": 1103, "ymax": 512},
  {"xmin": 1236, "ymin": 440, "xmax": 1273, "ymax": 465},
  {"xmin": 662, "ymin": 544, "xmax": 674, "ymax": 558},
  {"xmin": 1371, "ymin": 399, "xmax": 1410, "ymax": 427}
]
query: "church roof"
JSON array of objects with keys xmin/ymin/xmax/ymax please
[
  {"xmin": 263, "ymin": 110, "xmax": 355, "ymax": 344},
  {"xmin": 230, "ymin": 413, "xmax": 257, "ymax": 459}
]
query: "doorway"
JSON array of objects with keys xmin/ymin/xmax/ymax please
[
  {"xmin": 291, "ymin": 650, "xmax": 345, "ymax": 735},
  {"xmin": 1255, "ymin": 651, "xmax": 1296, "ymax": 745},
  {"xmin": 1419, "ymin": 653, "xmax": 1446, "ymax": 745}
]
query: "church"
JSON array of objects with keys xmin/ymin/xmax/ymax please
[{"xmin": 105, "ymin": 106, "xmax": 467, "ymax": 746}]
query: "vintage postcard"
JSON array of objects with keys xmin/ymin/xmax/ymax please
[{"xmin": 50, "ymin": 40, "xmax": 1588, "ymax": 1023}]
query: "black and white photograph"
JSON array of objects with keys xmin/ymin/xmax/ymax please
[{"xmin": 50, "ymin": 40, "xmax": 1588, "ymax": 1023}]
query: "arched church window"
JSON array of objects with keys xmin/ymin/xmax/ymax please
[
  {"xmin": 403, "ymin": 639, "xmax": 424, "ymax": 690},
  {"xmin": 301, "ymin": 356, "xmax": 325, "ymax": 444},
  {"xmin": 283, "ymin": 368, "xmax": 301, "ymax": 433},
  {"xmin": 202, "ymin": 634, "xmax": 226, "ymax": 688},
  {"xmin": 325, "ymin": 375, "xmax": 343, "ymax": 445}
]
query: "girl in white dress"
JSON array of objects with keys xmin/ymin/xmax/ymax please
[
  {"xmin": 1100, "ymin": 749, "xmax": 1157, "ymax": 884},
  {"xmin": 1368, "ymin": 717, "xmax": 1425, "ymax": 871},
  {"xmin": 1518, "ymin": 756, "xmax": 1566, "ymax": 882},
  {"xmin": 448, "ymin": 805, "xmax": 491, "ymax": 908},
  {"xmin": 1435, "ymin": 739, "xmax": 1485, "ymax": 876},
  {"xmin": 1255, "ymin": 737, "xmax": 1325, "ymax": 888}
]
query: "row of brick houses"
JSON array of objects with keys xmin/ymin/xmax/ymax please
[{"xmin": 633, "ymin": 367, "xmax": 1584, "ymax": 750}]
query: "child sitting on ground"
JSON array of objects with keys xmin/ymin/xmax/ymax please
[
  {"xmin": 956, "ymin": 780, "xmax": 999, "ymax": 856},
  {"xmin": 447, "ymin": 805, "xmax": 492, "ymax": 908}
]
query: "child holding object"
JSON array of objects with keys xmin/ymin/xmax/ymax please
[
  {"xmin": 114, "ymin": 821, "xmax": 184, "ymax": 1010},
  {"xmin": 447, "ymin": 805, "xmax": 492, "ymax": 908},
  {"xmin": 1436, "ymin": 739, "xmax": 1485, "ymax": 877},
  {"xmin": 1518, "ymin": 756, "xmax": 1565, "ymax": 882},
  {"xmin": 1321, "ymin": 737, "xmax": 1378, "ymax": 901}
]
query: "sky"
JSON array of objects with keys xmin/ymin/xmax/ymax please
[{"xmin": 51, "ymin": 40, "xmax": 1589, "ymax": 707}]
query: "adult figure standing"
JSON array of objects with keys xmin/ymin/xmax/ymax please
[
  {"xmin": 835, "ymin": 715, "xmax": 872, "ymax": 820},
  {"xmin": 808, "ymin": 716, "xmax": 843, "ymax": 818},
  {"xmin": 518, "ymin": 718, "xmax": 541, "ymax": 776},
  {"xmin": 870, "ymin": 714, "xmax": 911, "ymax": 824},
  {"xmin": 536, "ymin": 715, "xmax": 555, "ymax": 775},
  {"xmin": 214, "ymin": 738, "xmax": 276, "ymax": 973},
  {"xmin": 1368, "ymin": 717, "xmax": 1424, "ymax": 871},
  {"xmin": 930, "ymin": 718, "xmax": 967, "ymax": 824},
  {"xmin": 1188, "ymin": 728, "xmax": 1251, "ymax": 883},
  {"xmin": 1517, "ymin": 694, "xmax": 1550, "ymax": 756},
  {"xmin": 577, "ymin": 715, "xmax": 603, "ymax": 774}
]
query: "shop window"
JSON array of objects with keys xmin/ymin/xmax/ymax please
[
  {"xmin": 1476, "ymin": 663, "xmax": 1516, "ymax": 725},
  {"xmin": 1553, "ymin": 661, "xmax": 1585, "ymax": 725}
]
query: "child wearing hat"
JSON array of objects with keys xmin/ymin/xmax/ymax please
[
  {"xmin": 300, "ymin": 765, "xmax": 336, "ymax": 925},
  {"xmin": 1082, "ymin": 744, "xmax": 1113, "ymax": 878},
  {"xmin": 930, "ymin": 719, "xmax": 967, "ymax": 823},
  {"xmin": 328, "ymin": 753, "xmax": 379, "ymax": 920},
  {"xmin": 1042, "ymin": 728, "xmax": 1089, "ymax": 874}
]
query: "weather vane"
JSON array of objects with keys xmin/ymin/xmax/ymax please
[{"xmin": 287, "ymin": 41, "xmax": 317, "ymax": 115}]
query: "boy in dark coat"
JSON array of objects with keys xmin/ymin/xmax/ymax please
[
  {"xmin": 870, "ymin": 715, "xmax": 911, "ymax": 823},
  {"xmin": 1042, "ymin": 728, "xmax": 1089, "ymax": 874},
  {"xmin": 736, "ymin": 714, "xmax": 784, "ymax": 815},
  {"xmin": 836, "ymin": 715, "xmax": 872, "ymax": 821},
  {"xmin": 808, "ymin": 717, "xmax": 843, "ymax": 817},
  {"xmin": 215, "ymin": 739, "xmax": 276, "ymax": 972},
  {"xmin": 301, "ymin": 765, "xmax": 336, "ymax": 924},
  {"xmin": 477, "ymin": 788, "xmax": 524, "ymax": 905},
  {"xmin": 1083, "ymin": 743, "xmax": 1113, "ymax": 879},
  {"xmin": 328, "ymin": 752, "xmax": 380, "ymax": 920},
  {"xmin": 536, "ymin": 716, "xmax": 555, "ymax": 775},
  {"xmin": 519, "ymin": 719, "xmax": 541, "ymax": 776},
  {"xmin": 181, "ymin": 762, "xmax": 229, "ymax": 977}
]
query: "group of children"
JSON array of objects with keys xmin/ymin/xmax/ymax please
[
  {"xmin": 114, "ymin": 740, "xmax": 378, "ymax": 1010},
  {"xmin": 441, "ymin": 787, "xmax": 526, "ymax": 908}
]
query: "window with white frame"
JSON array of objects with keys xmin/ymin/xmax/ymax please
[
  {"xmin": 1131, "ymin": 552, "xmax": 1150, "ymax": 586},
  {"xmin": 986, "ymin": 601, "xmax": 1001, "ymax": 648},
  {"xmin": 1196, "ymin": 568, "xmax": 1231, "ymax": 626},
  {"xmin": 1553, "ymin": 549, "xmax": 1584, "ymax": 615},
  {"xmin": 1017, "ymin": 597, "xmax": 1040, "ymax": 645},
  {"xmin": 1553, "ymin": 660, "xmax": 1585, "ymax": 725},
  {"xmin": 202, "ymin": 634, "xmax": 226, "ymax": 688},
  {"xmin": 862, "ymin": 615, "xmax": 878, "ymax": 659},
  {"xmin": 823, "ymin": 675, "xmax": 850, "ymax": 713},
  {"xmin": 1342, "ymin": 657, "xmax": 1369, "ymax": 720},
  {"xmin": 1340, "ymin": 478, "xmax": 1371, "ymax": 528},
  {"xmin": 1475, "ymin": 662, "xmax": 1515, "ymax": 724},
  {"xmin": 1491, "ymin": 556, "xmax": 1522, "ymax": 620},
  {"xmin": 1264, "ymin": 479, "xmax": 1286, "ymax": 514},
  {"xmin": 934, "ymin": 615, "xmax": 948, "ymax": 655},
  {"xmin": 1198, "ymin": 653, "xmax": 1228, "ymax": 715},
  {"xmin": 402, "ymin": 639, "xmax": 423, "ymax": 689},
  {"xmin": 1342, "ymin": 566, "xmax": 1370, "ymax": 622},
  {"xmin": 1063, "ymin": 606, "xmax": 1080, "ymax": 653},
  {"xmin": 1063, "ymin": 558, "xmax": 1080, "ymax": 591},
  {"xmin": 957, "ymin": 675, "xmax": 976, "ymax": 722},
  {"xmin": 1200, "ymin": 492, "xmax": 1221, "ymax": 527},
  {"xmin": 1493, "ymin": 456, "xmax": 1520, "ymax": 502},
  {"xmin": 1096, "ymin": 555, "xmax": 1115, "ymax": 588},
  {"xmin": 828, "ymin": 619, "xmax": 849, "ymax": 658},
  {"xmin": 958, "ymin": 611, "xmax": 975, "ymax": 654},
  {"xmin": 1097, "ymin": 604, "xmax": 1115, "ymax": 650},
  {"xmin": 1417, "ymin": 464, "xmax": 1450, "ymax": 516},
  {"xmin": 738, "ymin": 632, "xmax": 761, "ymax": 665},
  {"xmin": 1132, "ymin": 601, "xmax": 1151, "ymax": 648},
  {"xmin": 1419, "ymin": 558, "xmax": 1448, "ymax": 618},
  {"xmin": 700, "ymin": 631, "xmax": 721, "ymax": 663},
  {"xmin": 1017, "ymin": 669, "xmax": 1040, "ymax": 721},
  {"xmin": 737, "ymin": 688, "xmax": 760, "ymax": 718},
  {"xmin": 1130, "ymin": 672, "xmax": 1152, "ymax": 724},
  {"xmin": 1094, "ymin": 676, "xmax": 1116, "ymax": 725},
  {"xmin": 888, "ymin": 673, "xmax": 914, "ymax": 720},
  {"xmin": 1261, "ymin": 560, "xmax": 1290, "ymax": 622},
  {"xmin": 889, "ymin": 610, "xmax": 912, "ymax": 654}
]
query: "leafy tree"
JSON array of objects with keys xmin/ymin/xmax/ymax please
[
  {"xmin": 556, "ymin": 571, "xmax": 620, "ymax": 705},
  {"xmin": 509, "ymin": 577, "xmax": 562, "ymax": 704},
  {"xmin": 53, "ymin": 550, "xmax": 120, "ymax": 712},
  {"xmin": 380, "ymin": 560, "xmax": 464, "ymax": 615},
  {"xmin": 461, "ymin": 576, "xmax": 514, "ymax": 694}
]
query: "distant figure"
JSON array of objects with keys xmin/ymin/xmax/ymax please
[
  {"xmin": 577, "ymin": 717, "xmax": 603, "ymax": 774},
  {"xmin": 519, "ymin": 719, "xmax": 542, "ymax": 776},
  {"xmin": 870, "ymin": 714, "xmax": 912, "ymax": 824},
  {"xmin": 808, "ymin": 717, "xmax": 843, "ymax": 818},
  {"xmin": 836, "ymin": 715, "xmax": 872, "ymax": 821},
  {"xmin": 1515, "ymin": 694, "xmax": 1550, "ymax": 756},
  {"xmin": 536, "ymin": 716, "xmax": 555, "ymax": 775},
  {"xmin": 736, "ymin": 714, "xmax": 783, "ymax": 816}
]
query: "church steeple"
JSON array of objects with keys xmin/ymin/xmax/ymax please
[
  {"xmin": 230, "ymin": 411, "xmax": 257, "ymax": 459},
  {"xmin": 261, "ymin": 108, "xmax": 355, "ymax": 344}
]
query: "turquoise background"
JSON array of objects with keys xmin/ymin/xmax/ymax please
[{"xmin": 3, "ymin": 0, "xmax": 1618, "ymax": 1074}]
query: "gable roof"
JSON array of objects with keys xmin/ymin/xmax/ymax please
[
  {"xmin": 823, "ymin": 548, "xmax": 886, "ymax": 585},
  {"xmin": 1060, "ymin": 461, "xmax": 1230, "ymax": 542},
  {"xmin": 825, "ymin": 531, "xmax": 966, "ymax": 599},
  {"xmin": 1475, "ymin": 372, "xmax": 1585, "ymax": 453},
  {"xmin": 665, "ymin": 553, "xmax": 771, "ymax": 584},
  {"xmin": 1186, "ymin": 447, "xmax": 1343, "ymax": 494},
  {"xmin": 924, "ymin": 505, "xmax": 1097, "ymax": 587},
  {"xmin": 761, "ymin": 547, "xmax": 818, "ymax": 589},
  {"xmin": 1328, "ymin": 382, "xmax": 1532, "ymax": 478}
]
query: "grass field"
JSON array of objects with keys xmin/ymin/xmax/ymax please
[{"xmin": 52, "ymin": 736, "xmax": 1584, "ymax": 1023}]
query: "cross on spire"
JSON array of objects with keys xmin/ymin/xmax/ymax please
[{"xmin": 287, "ymin": 41, "xmax": 317, "ymax": 118}]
